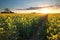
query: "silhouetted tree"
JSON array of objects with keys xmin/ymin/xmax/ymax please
[
  {"xmin": 4, "ymin": 8, "xmax": 10, "ymax": 12},
  {"xmin": 1, "ymin": 8, "xmax": 14, "ymax": 13}
]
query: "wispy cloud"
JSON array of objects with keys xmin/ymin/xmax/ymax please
[
  {"xmin": 16, "ymin": 7, "xmax": 42, "ymax": 10},
  {"xmin": 16, "ymin": 5, "xmax": 60, "ymax": 10}
]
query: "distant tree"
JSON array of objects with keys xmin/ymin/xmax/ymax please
[
  {"xmin": 1, "ymin": 8, "xmax": 14, "ymax": 13},
  {"xmin": 4, "ymin": 8, "xmax": 10, "ymax": 12},
  {"xmin": 31, "ymin": 12, "xmax": 36, "ymax": 14}
]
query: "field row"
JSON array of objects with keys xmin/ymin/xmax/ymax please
[
  {"xmin": 0, "ymin": 14, "xmax": 46, "ymax": 40},
  {"xmin": 0, "ymin": 14, "xmax": 60, "ymax": 40}
]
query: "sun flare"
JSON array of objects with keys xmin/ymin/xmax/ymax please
[{"xmin": 40, "ymin": 8, "xmax": 51, "ymax": 13}]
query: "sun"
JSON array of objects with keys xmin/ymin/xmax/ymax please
[{"xmin": 40, "ymin": 8, "xmax": 51, "ymax": 14}]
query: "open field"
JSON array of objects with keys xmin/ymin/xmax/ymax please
[
  {"xmin": 46, "ymin": 14, "xmax": 60, "ymax": 40},
  {"xmin": 0, "ymin": 13, "xmax": 60, "ymax": 40}
]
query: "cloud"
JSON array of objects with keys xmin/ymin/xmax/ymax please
[
  {"xmin": 16, "ymin": 7, "xmax": 45, "ymax": 10},
  {"xmin": 16, "ymin": 5, "xmax": 60, "ymax": 10}
]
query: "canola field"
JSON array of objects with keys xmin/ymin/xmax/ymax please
[
  {"xmin": 0, "ymin": 14, "xmax": 46, "ymax": 40},
  {"xmin": 0, "ymin": 13, "xmax": 60, "ymax": 40},
  {"xmin": 46, "ymin": 14, "xmax": 60, "ymax": 40}
]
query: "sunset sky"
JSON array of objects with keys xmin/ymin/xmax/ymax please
[{"xmin": 0, "ymin": 0, "xmax": 60, "ymax": 13}]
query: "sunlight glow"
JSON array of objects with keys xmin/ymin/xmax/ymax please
[
  {"xmin": 40, "ymin": 8, "xmax": 51, "ymax": 13},
  {"xmin": 12, "ymin": 8, "xmax": 60, "ymax": 14}
]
